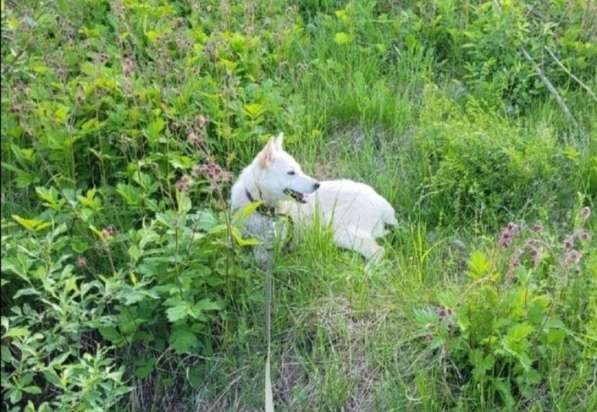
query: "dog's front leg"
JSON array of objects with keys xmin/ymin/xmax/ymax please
[
  {"xmin": 253, "ymin": 244, "xmax": 273, "ymax": 270},
  {"xmin": 251, "ymin": 215, "xmax": 277, "ymax": 270}
]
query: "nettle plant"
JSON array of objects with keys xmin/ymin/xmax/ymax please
[{"xmin": 416, "ymin": 206, "xmax": 595, "ymax": 406}]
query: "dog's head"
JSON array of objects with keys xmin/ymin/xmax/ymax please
[{"xmin": 253, "ymin": 133, "xmax": 320, "ymax": 204}]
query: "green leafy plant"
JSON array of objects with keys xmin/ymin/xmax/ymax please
[
  {"xmin": 1, "ymin": 219, "xmax": 131, "ymax": 411},
  {"xmin": 415, "ymin": 86, "xmax": 579, "ymax": 225},
  {"xmin": 416, "ymin": 207, "xmax": 595, "ymax": 407}
]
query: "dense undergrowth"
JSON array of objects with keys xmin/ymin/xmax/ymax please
[{"xmin": 1, "ymin": 0, "xmax": 596, "ymax": 411}]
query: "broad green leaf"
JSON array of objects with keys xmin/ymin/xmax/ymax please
[
  {"xmin": 231, "ymin": 227, "xmax": 260, "ymax": 246},
  {"xmin": 20, "ymin": 372, "xmax": 33, "ymax": 386},
  {"xmin": 53, "ymin": 105, "xmax": 69, "ymax": 123},
  {"xmin": 481, "ymin": 354, "xmax": 495, "ymax": 371},
  {"xmin": 493, "ymin": 379, "xmax": 515, "ymax": 408},
  {"xmin": 134, "ymin": 357, "xmax": 156, "ymax": 379},
  {"xmin": 138, "ymin": 227, "xmax": 160, "ymax": 249},
  {"xmin": 12, "ymin": 215, "xmax": 51, "ymax": 231},
  {"xmin": 502, "ymin": 323, "xmax": 534, "ymax": 367},
  {"xmin": 42, "ymin": 370, "xmax": 63, "ymax": 388},
  {"xmin": 145, "ymin": 118, "xmax": 165, "ymax": 146},
  {"xmin": 3, "ymin": 327, "xmax": 30, "ymax": 338},
  {"xmin": 14, "ymin": 288, "xmax": 41, "ymax": 299},
  {"xmin": 413, "ymin": 308, "xmax": 439, "ymax": 326},
  {"xmin": 218, "ymin": 58, "xmax": 237, "ymax": 72},
  {"xmin": 437, "ymin": 291, "xmax": 457, "ymax": 309},
  {"xmin": 78, "ymin": 188, "xmax": 101, "ymax": 211},
  {"xmin": 35, "ymin": 186, "xmax": 61, "ymax": 210},
  {"xmin": 166, "ymin": 303, "xmax": 190, "ymax": 323},
  {"xmin": 334, "ymin": 32, "xmax": 352, "ymax": 45},
  {"xmin": 9, "ymin": 388, "xmax": 22, "ymax": 403},
  {"xmin": 546, "ymin": 328, "xmax": 566, "ymax": 345},
  {"xmin": 98, "ymin": 327, "xmax": 123, "ymax": 344},
  {"xmin": 170, "ymin": 326, "xmax": 197, "ymax": 354},
  {"xmin": 1, "ymin": 345, "xmax": 13, "ymax": 362},
  {"xmin": 116, "ymin": 183, "xmax": 142, "ymax": 206},
  {"xmin": 528, "ymin": 295, "xmax": 550, "ymax": 325},
  {"xmin": 194, "ymin": 298, "xmax": 222, "ymax": 312},
  {"xmin": 334, "ymin": 9, "xmax": 349, "ymax": 22},
  {"xmin": 38, "ymin": 402, "xmax": 53, "ymax": 412},
  {"xmin": 526, "ymin": 368, "xmax": 542, "ymax": 385},
  {"xmin": 146, "ymin": 30, "xmax": 159, "ymax": 42},
  {"xmin": 191, "ymin": 210, "xmax": 218, "ymax": 231},
  {"xmin": 123, "ymin": 288, "xmax": 158, "ymax": 305},
  {"xmin": 244, "ymin": 103, "xmax": 265, "ymax": 119},
  {"xmin": 88, "ymin": 224, "xmax": 104, "ymax": 240},
  {"xmin": 429, "ymin": 336, "xmax": 445, "ymax": 349},
  {"xmin": 506, "ymin": 322, "xmax": 534, "ymax": 343},
  {"xmin": 169, "ymin": 155, "xmax": 194, "ymax": 170},
  {"xmin": 49, "ymin": 352, "xmax": 71, "ymax": 367},
  {"xmin": 177, "ymin": 191, "xmax": 192, "ymax": 214},
  {"xmin": 232, "ymin": 201, "xmax": 261, "ymax": 225},
  {"xmin": 128, "ymin": 245, "xmax": 142, "ymax": 262},
  {"xmin": 468, "ymin": 250, "xmax": 490, "ymax": 279},
  {"xmin": 22, "ymin": 385, "xmax": 42, "ymax": 395}
]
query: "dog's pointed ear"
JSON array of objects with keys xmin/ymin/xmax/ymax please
[
  {"xmin": 257, "ymin": 139, "xmax": 276, "ymax": 169},
  {"xmin": 274, "ymin": 132, "xmax": 284, "ymax": 151}
]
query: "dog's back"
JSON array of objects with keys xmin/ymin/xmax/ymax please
[{"xmin": 282, "ymin": 179, "xmax": 396, "ymax": 239}]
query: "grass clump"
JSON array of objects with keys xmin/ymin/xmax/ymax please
[{"xmin": 415, "ymin": 86, "xmax": 579, "ymax": 226}]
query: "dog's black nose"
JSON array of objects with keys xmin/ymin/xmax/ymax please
[{"xmin": 313, "ymin": 182, "xmax": 320, "ymax": 190}]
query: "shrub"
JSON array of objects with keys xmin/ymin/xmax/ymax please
[
  {"xmin": 403, "ymin": 1, "xmax": 597, "ymax": 110},
  {"xmin": 1, "ymin": 220, "xmax": 131, "ymax": 411},
  {"xmin": 1, "ymin": 186, "xmax": 259, "ymax": 410},
  {"xmin": 415, "ymin": 86, "xmax": 578, "ymax": 225}
]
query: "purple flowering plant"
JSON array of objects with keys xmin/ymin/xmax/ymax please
[{"xmin": 416, "ymin": 205, "xmax": 594, "ymax": 404}]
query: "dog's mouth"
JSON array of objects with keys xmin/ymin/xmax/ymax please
[{"xmin": 284, "ymin": 188, "xmax": 307, "ymax": 203}]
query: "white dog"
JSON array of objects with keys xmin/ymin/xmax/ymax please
[{"xmin": 230, "ymin": 134, "xmax": 397, "ymax": 261}]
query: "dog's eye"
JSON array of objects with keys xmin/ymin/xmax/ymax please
[{"xmin": 287, "ymin": 170, "xmax": 296, "ymax": 175}]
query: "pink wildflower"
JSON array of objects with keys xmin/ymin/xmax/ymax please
[
  {"xmin": 499, "ymin": 222, "xmax": 520, "ymax": 248},
  {"xmin": 529, "ymin": 246, "xmax": 541, "ymax": 266},
  {"xmin": 193, "ymin": 160, "xmax": 232, "ymax": 183},
  {"xmin": 576, "ymin": 229, "xmax": 592, "ymax": 242},
  {"xmin": 76, "ymin": 256, "xmax": 89, "ymax": 268},
  {"xmin": 580, "ymin": 207, "xmax": 591, "ymax": 221},
  {"xmin": 186, "ymin": 130, "xmax": 204, "ymax": 148},
  {"xmin": 565, "ymin": 249, "xmax": 582, "ymax": 266},
  {"xmin": 195, "ymin": 115, "xmax": 208, "ymax": 128},
  {"xmin": 175, "ymin": 174, "xmax": 192, "ymax": 192},
  {"xmin": 101, "ymin": 225, "xmax": 117, "ymax": 240}
]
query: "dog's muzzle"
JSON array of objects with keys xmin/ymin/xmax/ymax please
[{"xmin": 284, "ymin": 188, "xmax": 307, "ymax": 203}]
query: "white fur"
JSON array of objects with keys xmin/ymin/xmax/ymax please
[{"xmin": 231, "ymin": 134, "xmax": 397, "ymax": 261}]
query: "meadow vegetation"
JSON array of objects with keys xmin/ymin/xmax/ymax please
[{"xmin": 1, "ymin": 0, "xmax": 596, "ymax": 410}]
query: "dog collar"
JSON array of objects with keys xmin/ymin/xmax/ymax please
[{"xmin": 245, "ymin": 188, "xmax": 276, "ymax": 217}]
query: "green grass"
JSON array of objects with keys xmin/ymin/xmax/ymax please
[{"xmin": 2, "ymin": 1, "xmax": 596, "ymax": 411}]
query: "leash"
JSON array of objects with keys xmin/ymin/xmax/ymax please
[
  {"xmin": 243, "ymin": 185, "xmax": 276, "ymax": 410},
  {"xmin": 263, "ymin": 209, "xmax": 277, "ymax": 412},
  {"xmin": 264, "ymin": 260, "xmax": 274, "ymax": 411}
]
